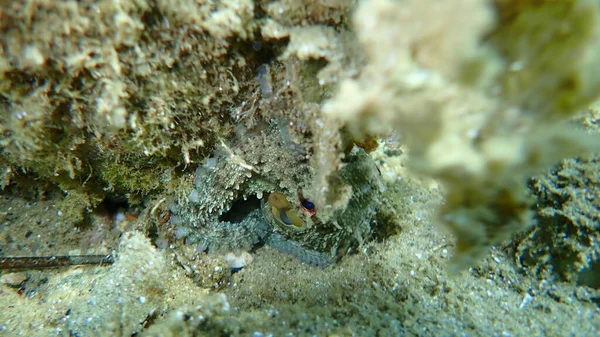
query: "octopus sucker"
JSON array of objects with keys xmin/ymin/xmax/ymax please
[{"xmin": 265, "ymin": 233, "xmax": 336, "ymax": 267}]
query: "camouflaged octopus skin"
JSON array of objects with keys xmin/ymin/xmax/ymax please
[{"xmin": 169, "ymin": 124, "xmax": 383, "ymax": 266}]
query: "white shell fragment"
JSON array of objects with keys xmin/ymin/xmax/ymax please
[{"xmin": 223, "ymin": 251, "xmax": 254, "ymax": 269}]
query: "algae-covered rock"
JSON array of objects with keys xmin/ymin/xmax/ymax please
[
  {"xmin": 489, "ymin": 0, "xmax": 600, "ymax": 117},
  {"xmin": 322, "ymin": 0, "xmax": 600, "ymax": 270},
  {"xmin": 0, "ymin": 0, "xmax": 260, "ymax": 207},
  {"xmin": 516, "ymin": 154, "xmax": 600, "ymax": 283}
]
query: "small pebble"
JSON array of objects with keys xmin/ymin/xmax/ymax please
[{"xmin": 0, "ymin": 272, "xmax": 28, "ymax": 287}]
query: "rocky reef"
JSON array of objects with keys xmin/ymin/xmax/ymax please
[{"xmin": 1, "ymin": 0, "xmax": 600, "ymax": 335}]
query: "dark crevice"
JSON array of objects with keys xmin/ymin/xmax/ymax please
[
  {"xmin": 218, "ymin": 195, "xmax": 261, "ymax": 223},
  {"xmin": 578, "ymin": 259, "xmax": 600, "ymax": 290},
  {"xmin": 94, "ymin": 195, "xmax": 131, "ymax": 219}
]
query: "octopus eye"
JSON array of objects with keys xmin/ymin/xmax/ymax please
[
  {"xmin": 267, "ymin": 192, "xmax": 304, "ymax": 228},
  {"xmin": 300, "ymin": 199, "xmax": 316, "ymax": 216}
]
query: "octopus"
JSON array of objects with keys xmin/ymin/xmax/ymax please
[
  {"xmin": 167, "ymin": 64, "xmax": 386, "ymax": 266},
  {"xmin": 168, "ymin": 123, "xmax": 384, "ymax": 266},
  {"xmin": 260, "ymin": 148, "xmax": 383, "ymax": 265}
]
